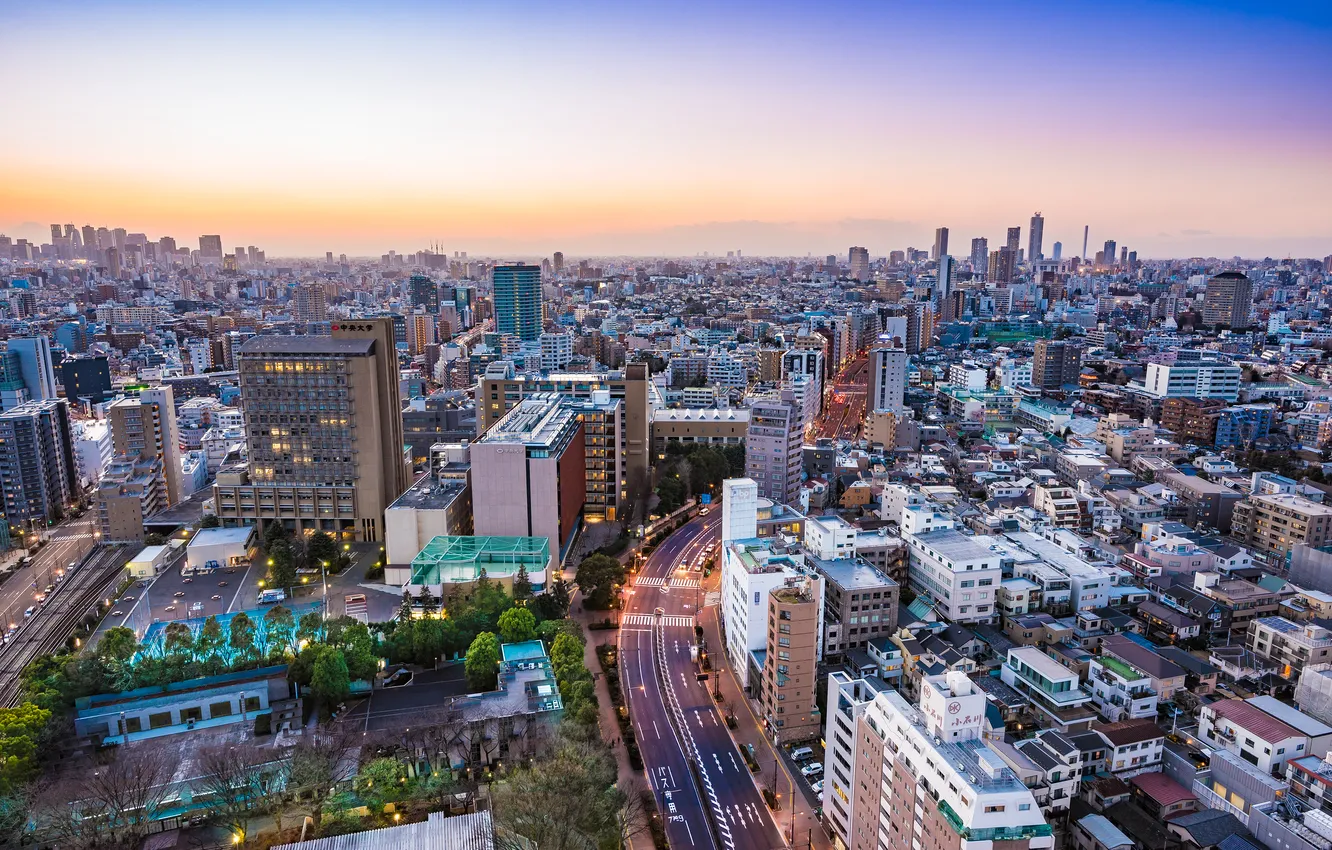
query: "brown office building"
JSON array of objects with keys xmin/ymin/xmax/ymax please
[
  {"xmin": 1160, "ymin": 396, "xmax": 1225, "ymax": 445},
  {"xmin": 211, "ymin": 318, "xmax": 408, "ymax": 541},
  {"xmin": 1032, "ymin": 340, "xmax": 1083, "ymax": 390},
  {"xmin": 1232, "ymin": 492, "xmax": 1332, "ymax": 559},
  {"xmin": 98, "ymin": 387, "xmax": 185, "ymax": 542},
  {"xmin": 1202, "ymin": 271, "xmax": 1253, "ymax": 329},
  {"xmin": 760, "ymin": 575, "xmax": 823, "ymax": 741}
]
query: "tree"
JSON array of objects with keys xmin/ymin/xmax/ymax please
[
  {"xmin": 310, "ymin": 646, "xmax": 351, "ymax": 708},
  {"xmin": 198, "ymin": 514, "xmax": 221, "ymax": 529},
  {"xmin": 512, "ymin": 563, "xmax": 533, "ymax": 601},
  {"xmin": 492, "ymin": 739, "xmax": 624, "ymax": 850},
  {"xmin": 296, "ymin": 611, "xmax": 324, "ymax": 645},
  {"xmin": 268, "ymin": 539, "xmax": 299, "ymax": 591},
  {"xmin": 287, "ymin": 726, "xmax": 361, "ymax": 823},
  {"xmin": 79, "ymin": 746, "xmax": 175, "ymax": 849},
  {"xmin": 549, "ymin": 576, "xmax": 572, "ymax": 618},
  {"xmin": 263, "ymin": 520, "xmax": 289, "ymax": 550},
  {"xmin": 196, "ymin": 743, "xmax": 280, "ymax": 839},
  {"xmin": 575, "ymin": 553, "xmax": 625, "ymax": 610},
  {"xmin": 655, "ymin": 476, "xmax": 686, "ymax": 513},
  {"xmin": 163, "ymin": 622, "xmax": 194, "ymax": 659},
  {"xmin": 0, "ymin": 703, "xmax": 49, "ymax": 792},
  {"xmin": 340, "ymin": 622, "xmax": 380, "ymax": 681},
  {"xmin": 306, "ymin": 531, "xmax": 338, "ymax": 567},
  {"xmin": 142, "ymin": 533, "xmax": 167, "ymax": 546},
  {"xmin": 229, "ymin": 611, "xmax": 257, "ymax": 663},
  {"xmin": 263, "ymin": 605, "xmax": 296, "ymax": 658},
  {"xmin": 419, "ymin": 585, "xmax": 439, "ymax": 618},
  {"xmin": 357, "ymin": 757, "xmax": 407, "ymax": 811},
  {"xmin": 498, "ymin": 607, "xmax": 536, "ymax": 644},
  {"xmin": 464, "ymin": 632, "xmax": 501, "ymax": 692},
  {"xmin": 96, "ymin": 627, "xmax": 139, "ymax": 665}
]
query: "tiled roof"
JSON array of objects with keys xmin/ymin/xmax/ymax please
[
  {"xmin": 1098, "ymin": 718, "xmax": 1165, "ymax": 747},
  {"xmin": 1130, "ymin": 771, "xmax": 1196, "ymax": 807},
  {"xmin": 1209, "ymin": 698, "xmax": 1303, "ymax": 743}
]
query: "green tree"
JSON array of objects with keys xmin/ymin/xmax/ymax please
[
  {"xmin": 0, "ymin": 703, "xmax": 50, "ymax": 792},
  {"xmin": 464, "ymin": 632, "xmax": 501, "ymax": 691},
  {"xmin": 512, "ymin": 563, "xmax": 533, "ymax": 601},
  {"xmin": 198, "ymin": 514, "xmax": 221, "ymax": 529},
  {"xmin": 96, "ymin": 627, "xmax": 139, "ymax": 665},
  {"xmin": 411, "ymin": 618, "xmax": 446, "ymax": 666},
  {"xmin": 268, "ymin": 539, "xmax": 299, "ymax": 591},
  {"xmin": 339, "ymin": 622, "xmax": 379, "ymax": 681},
  {"xmin": 397, "ymin": 589, "xmax": 414, "ymax": 624},
  {"xmin": 419, "ymin": 585, "xmax": 438, "ymax": 618},
  {"xmin": 306, "ymin": 531, "xmax": 338, "ymax": 567},
  {"xmin": 310, "ymin": 646, "xmax": 351, "ymax": 707},
  {"xmin": 357, "ymin": 757, "xmax": 407, "ymax": 811},
  {"xmin": 228, "ymin": 611, "xmax": 257, "ymax": 663},
  {"xmin": 498, "ymin": 607, "xmax": 537, "ymax": 644},
  {"xmin": 549, "ymin": 576, "xmax": 572, "ymax": 618},
  {"xmin": 655, "ymin": 476, "xmax": 686, "ymax": 512},
  {"xmin": 263, "ymin": 605, "xmax": 296, "ymax": 658},
  {"xmin": 296, "ymin": 611, "xmax": 324, "ymax": 645},
  {"xmin": 196, "ymin": 616, "xmax": 226, "ymax": 671},
  {"xmin": 163, "ymin": 622, "xmax": 194, "ymax": 658},
  {"xmin": 575, "ymin": 553, "xmax": 625, "ymax": 610}
]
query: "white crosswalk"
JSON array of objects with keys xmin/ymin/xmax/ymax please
[
  {"xmin": 634, "ymin": 576, "xmax": 701, "ymax": 589},
  {"xmin": 636, "ymin": 577, "xmax": 666, "ymax": 586},
  {"xmin": 670, "ymin": 578, "xmax": 701, "ymax": 589},
  {"xmin": 622, "ymin": 613, "xmax": 696, "ymax": 628}
]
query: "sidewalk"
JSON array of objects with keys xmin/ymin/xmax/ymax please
[
  {"xmin": 700, "ymin": 602, "xmax": 832, "ymax": 850},
  {"xmin": 568, "ymin": 589, "xmax": 651, "ymax": 850}
]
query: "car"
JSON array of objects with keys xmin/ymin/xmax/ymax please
[
  {"xmin": 218, "ymin": 581, "xmax": 228, "ymax": 587},
  {"xmin": 33, "ymin": 593, "xmax": 45, "ymax": 604},
  {"xmin": 122, "ymin": 595, "xmax": 136, "ymax": 602},
  {"xmin": 800, "ymin": 762, "xmax": 823, "ymax": 778},
  {"xmin": 173, "ymin": 591, "xmax": 186, "ymax": 598},
  {"xmin": 225, "ymin": 569, "xmax": 236, "ymax": 574},
  {"xmin": 809, "ymin": 779, "xmax": 823, "ymax": 794},
  {"xmin": 182, "ymin": 578, "xmax": 194, "ymax": 584},
  {"xmin": 211, "ymin": 594, "xmax": 222, "ymax": 601},
  {"xmin": 693, "ymin": 563, "xmax": 703, "ymax": 572},
  {"xmin": 699, "ymin": 507, "xmax": 710, "ymax": 515},
  {"xmin": 164, "ymin": 605, "xmax": 176, "ymax": 612},
  {"xmin": 23, "ymin": 607, "xmax": 35, "ymax": 618},
  {"xmin": 111, "ymin": 610, "xmax": 123, "ymax": 616},
  {"xmin": 43, "ymin": 584, "xmax": 54, "ymax": 594},
  {"xmin": 790, "ymin": 746, "xmax": 815, "ymax": 762}
]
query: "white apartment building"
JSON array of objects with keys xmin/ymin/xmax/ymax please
[
  {"xmin": 949, "ymin": 363, "xmax": 988, "ymax": 391},
  {"xmin": 1088, "ymin": 656, "xmax": 1159, "ymax": 722},
  {"xmin": 1144, "ymin": 360, "xmax": 1242, "ymax": 401},
  {"xmin": 1000, "ymin": 357, "xmax": 1033, "ymax": 390},
  {"xmin": 720, "ymin": 537, "xmax": 816, "ymax": 689},
  {"xmin": 869, "ymin": 342, "xmax": 907, "ymax": 415},
  {"xmin": 879, "ymin": 482, "xmax": 926, "ymax": 523},
  {"xmin": 1200, "ymin": 698, "xmax": 1309, "ymax": 775},
  {"xmin": 901, "ymin": 506, "xmax": 1002, "ymax": 624},
  {"xmin": 804, "ymin": 513, "xmax": 857, "ymax": 560},
  {"xmin": 824, "ymin": 670, "xmax": 1053, "ymax": 850},
  {"xmin": 73, "ymin": 420, "xmax": 113, "ymax": 487},
  {"xmin": 1002, "ymin": 647, "xmax": 1096, "ymax": 733},
  {"xmin": 707, "ymin": 350, "xmax": 747, "ymax": 388},
  {"xmin": 539, "ymin": 332, "xmax": 573, "ymax": 371}
]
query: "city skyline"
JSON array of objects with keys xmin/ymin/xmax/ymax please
[{"xmin": 3, "ymin": 0, "xmax": 1330, "ymax": 258}]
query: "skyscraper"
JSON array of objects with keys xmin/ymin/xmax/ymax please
[
  {"xmin": 937, "ymin": 255, "xmax": 953, "ymax": 305},
  {"xmin": 1103, "ymin": 239, "xmax": 1117, "ymax": 267},
  {"xmin": 409, "ymin": 274, "xmax": 439, "ymax": 312},
  {"xmin": 932, "ymin": 227, "xmax": 949, "ymax": 261},
  {"xmin": 1006, "ymin": 226, "xmax": 1021, "ymax": 253},
  {"xmin": 970, "ymin": 237, "xmax": 988, "ymax": 275},
  {"xmin": 212, "ymin": 318, "xmax": 408, "ymax": 540},
  {"xmin": 7, "ymin": 337, "xmax": 58, "ymax": 403},
  {"xmin": 848, "ymin": 246, "xmax": 870, "ymax": 281},
  {"xmin": 1028, "ymin": 212, "xmax": 1044, "ymax": 260},
  {"xmin": 745, "ymin": 390, "xmax": 802, "ymax": 506},
  {"xmin": 1053, "ymin": 241, "xmax": 1062, "ymax": 260},
  {"xmin": 989, "ymin": 247, "xmax": 1016, "ymax": 284},
  {"xmin": 99, "ymin": 386, "xmax": 184, "ymax": 540},
  {"xmin": 1032, "ymin": 339, "xmax": 1083, "ymax": 390},
  {"xmin": 492, "ymin": 263, "xmax": 543, "ymax": 342},
  {"xmin": 49, "ymin": 224, "xmax": 62, "ymax": 243},
  {"xmin": 291, "ymin": 283, "xmax": 328, "ymax": 323},
  {"xmin": 552, "ymin": 252, "xmax": 564, "ymax": 275},
  {"xmin": 199, "ymin": 234, "xmax": 223, "ymax": 261},
  {"xmin": 869, "ymin": 338, "xmax": 908, "ymax": 415},
  {"xmin": 81, "ymin": 225, "xmax": 96, "ymax": 256},
  {"xmin": 0, "ymin": 400, "xmax": 79, "ymax": 529},
  {"xmin": 1202, "ymin": 272, "xmax": 1254, "ymax": 329}
]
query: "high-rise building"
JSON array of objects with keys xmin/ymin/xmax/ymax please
[
  {"xmin": 932, "ymin": 227, "xmax": 949, "ymax": 261},
  {"xmin": 552, "ymin": 252, "xmax": 564, "ymax": 275},
  {"xmin": 869, "ymin": 338, "xmax": 907, "ymax": 415},
  {"xmin": 49, "ymin": 224, "xmax": 62, "ymax": 244},
  {"xmin": 409, "ymin": 275, "xmax": 439, "ymax": 312},
  {"xmin": 848, "ymin": 246, "xmax": 869, "ymax": 282},
  {"xmin": 1144, "ymin": 358, "xmax": 1242, "ymax": 401},
  {"xmin": 471, "ymin": 393, "xmax": 588, "ymax": 564},
  {"xmin": 970, "ymin": 237, "xmax": 988, "ymax": 275},
  {"xmin": 1006, "ymin": 226, "xmax": 1021, "ymax": 253},
  {"xmin": 823, "ymin": 671, "xmax": 1051, "ymax": 850},
  {"xmin": 80, "ymin": 225, "xmax": 96, "ymax": 256},
  {"xmin": 745, "ymin": 390, "xmax": 802, "ymax": 505},
  {"xmin": 759, "ymin": 573, "xmax": 823, "ymax": 740},
  {"xmin": 199, "ymin": 234, "xmax": 223, "ymax": 262},
  {"xmin": 407, "ymin": 313, "xmax": 436, "ymax": 356},
  {"xmin": 211, "ymin": 318, "xmax": 408, "ymax": 540},
  {"xmin": 1202, "ymin": 271, "xmax": 1254, "ymax": 329},
  {"xmin": 60, "ymin": 355, "xmax": 114, "ymax": 405},
  {"xmin": 7, "ymin": 337, "xmax": 58, "ymax": 403},
  {"xmin": 493, "ymin": 263, "xmax": 542, "ymax": 342},
  {"xmin": 1103, "ymin": 239, "xmax": 1117, "ymax": 267},
  {"xmin": 1028, "ymin": 212, "xmax": 1044, "ymax": 260},
  {"xmin": 989, "ymin": 247, "xmax": 1016, "ymax": 284},
  {"xmin": 937, "ymin": 255, "xmax": 953, "ymax": 305},
  {"xmin": 1032, "ymin": 339, "xmax": 1083, "ymax": 390},
  {"xmin": 782, "ymin": 349, "xmax": 824, "ymax": 430},
  {"xmin": 0, "ymin": 400, "xmax": 79, "ymax": 531},
  {"xmin": 291, "ymin": 283, "xmax": 328, "ymax": 323},
  {"xmin": 1052, "ymin": 241, "xmax": 1062, "ymax": 260},
  {"xmin": 98, "ymin": 387, "xmax": 184, "ymax": 541}
]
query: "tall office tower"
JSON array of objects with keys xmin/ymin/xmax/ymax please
[
  {"xmin": 493, "ymin": 263, "xmax": 542, "ymax": 342},
  {"xmin": 937, "ymin": 255, "xmax": 954, "ymax": 305},
  {"xmin": 159, "ymin": 236, "xmax": 176, "ymax": 258},
  {"xmin": 106, "ymin": 247, "xmax": 123, "ymax": 279},
  {"xmin": 81, "ymin": 226, "xmax": 96, "ymax": 256},
  {"xmin": 291, "ymin": 283, "xmax": 328, "ymax": 323},
  {"xmin": 112, "ymin": 228, "xmax": 127, "ymax": 253},
  {"xmin": 552, "ymin": 252, "xmax": 564, "ymax": 275},
  {"xmin": 7, "ymin": 337, "xmax": 58, "ymax": 403},
  {"xmin": 409, "ymin": 274, "xmax": 439, "ymax": 312},
  {"xmin": 246, "ymin": 246, "xmax": 259, "ymax": 266},
  {"xmin": 969, "ymin": 238, "xmax": 988, "ymax": 275},
  {"xmin": 1103, "ymin": 239, "xmax": 1117, "ymax": 267},
  {"xmin": 759, "ymin": 573, "xmax": 823, "ymax": 740},
  {"xmin": 198, "ymin": 234, "xmax": 223, "ymax": 262},
  {"xmin": 932, "ymin": 227, "xmax": 949, "ymax": 260},
  {"xmin": 1053, "ymin": 241, "xmax": 1062, "ymax": 260},
  {"xmin": 1120, "ymin": 247, "xmax": 1129, "ymax": 268},
  {"xmin": 848, "ymin": 246, "xmax": 870, "ymax": 281},
  {"xmin": 1028, "ymin": 212, "xmax": 1044, "ymax": 260},
  {"xmin": 823, "ymin": 672, "xmax": 1050, "ymax": 850},
  {"xmin": 213, "ymin": 318, "xmax": 407, "ymax": 541},
  {"xmin": 1127, "ymin": 250, "xmax": 1137, "ymax": 271},
  {"xmin": 745, "ymin": 390, "xmax": 802, "ymax": 506},
  {"xmin": 988, "ymin": 247, "xmax": 1016, "ymax": 284},
  {"xmin": 234, "ymin": 247, "xmax": 248, "ymax": 265},
  {"xmin": 407, "ymin": 313, "xmax": 436, "ymax": 356},
  {"xmin": 470, "ymin": 393, "xmax": 589, "ymax": 566},
  {"xmin": 65, "ymin": 225, "xmax": 81, "ymax": 250},
  {"xmin": 869, "ymin": 338, "xmax": 908, "ymax": 415},
  {"xmin": 1032, "ymin": 339, "xmax": 1084, "ymax": 390},
  {"xmin": 325, "ymin": 251, "xmax": 334, "ymax": 264},
  {"xmin": 0, "ymin": 400, "xmax": 79, "ymax": 530},
  {"xmin": 1202, "ymin": 271, "xmax": 1254, "ymax": 329},
  {"xmin": 1006, "ymin": 226, "xmax": 1021, "ymax": 253},
  {"xmin": 49, "ymin": 224, "xmax": 62, "ymax": 243},
  {"xmin": 99, "ymin": 387, "xmax": 185, "ymax": 540},
  {"xmin": 1082, "ymin": 225, "xmax": 1089, "ymax": 259}
]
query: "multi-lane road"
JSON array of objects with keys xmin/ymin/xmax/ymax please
[
  {"xmin": 817, "ymin": 355, "xmax": 868, "ymax": 441},
  {"xmin": 620, "ymin": 514, "xmax": 787, "ymax": 850}
]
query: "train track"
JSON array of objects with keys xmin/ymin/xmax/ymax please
[{"xmin": 0, "ymin": 544, "xmax": 131, "ymax": 707}]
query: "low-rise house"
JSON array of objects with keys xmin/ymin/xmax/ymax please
[
  {"xmin": 1200, "ymin": 698, "xmax": 1310, "ymax": 776},
  {"xmin": 1100, "ymin": 719, "xmax": 1166, "ymax": 778},
  {"xmin": 1100, "ymin": 634, "xmax": 1188, "ymax": 700},
  {"xmin": 1247, "ymin": 616, "xmax": 1332, "ymax": 681},
  {"xmin": 1074, "ymin": 814, "xmax": 1135, "ymax": 850},
  {"xmin": 992, "ymin": 730, "xmax": 1080, "ymax": 820},
  {"xmin": 1001, "ymin": 645, "xmax": 1097, "ymax": 733},
  {"xmin": 1248, "ymin": 694, "xmax": 1332, "ymax": 758},
  {"xmin": 1135, "ymin": 599, "xmax": 1203, "ymax": 643},
  {"xmin": 1156, "ymin": 645, "xmax": 1220, "ymax": 696},
  {"xmin": 1130, "ymin": 770, "xmax": 1200, "ymax": 819},
  {"xmin": 1002, "ymin": 612, "xmax": 1072, "ymax": 648},
  {"xmin": 1089, "ymin": 654, "xmax": 1159, "ymax": 722}
]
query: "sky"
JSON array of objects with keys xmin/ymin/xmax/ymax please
[{"xmin": 2, "ymin": 0, "xmax": 1330, "ymax": 259}]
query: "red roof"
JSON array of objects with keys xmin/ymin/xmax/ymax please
[
  {"xmin": 1209, "ymin": 699, "xmax": 1303, "ymax": 743},
  {"xmin": 1131, "ymin": 771, "xmax": 1197, "ymax": 808}
]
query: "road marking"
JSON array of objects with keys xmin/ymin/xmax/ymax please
[
  {"xmin": 654, "ymin": 720, "xmax": 661, "ymax": 739},
  {"xmin": 623, "ymin": 613, "xmax": 694, "ymax": 627},
  {"xmin": 669, "ymin": 578, "xmax": 701, "ymax": 589}
]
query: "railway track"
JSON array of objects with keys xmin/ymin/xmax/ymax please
[{"xmin": 0, "ymin": 544, "xmax": 131, "ymax": 707}]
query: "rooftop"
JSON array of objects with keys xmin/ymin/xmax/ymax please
[
  {"xmin": 238, "ymin": 335, "xmax": 376, "ymax": 356},
  {"xmin": 480, "ymin": 392, "xmax": 581, "ymax": 447},
  {"xmin": 187, "ymin": 525, "xmax": 256, "ymax": 548},
  {"xmin": 1208, "ymin": 698, "xmax": 1304, "ymax": 742},
  {"xmin": 812, "ymin": 556, "xmax": 896, "ymax": 591},
  {"xmin": 409, "ymin": 535, "xmax": 551, "ymax": 585},
  {"xmin": 387, "ymin": 474, "xmax": 468, "ymax": 512}
]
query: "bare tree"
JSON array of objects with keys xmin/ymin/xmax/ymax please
[
  {"xmin": 194, "ymin": 743, "xmax": 283, "ymax": 839},
  {"xmin": 79, "ymin": 745, "xmax": 176, "ymax": 848},
  {"xmin": 417, "ymin": 704, "xmax": 467, "ymax": 777},
  {"xmin": 29, "ymin": 777, "xmax": 105, "ymax": 850},
  {"xmin": 286, "ymin": 723, "xmax": 362, "ymax": 823},
  {"xmin": 612, "ymin": 779, "xmax": 651, "ymax": 848}
]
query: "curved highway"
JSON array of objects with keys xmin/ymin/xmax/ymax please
[{"xmin": 620, "ymin": 515, "xmax": 786, "ymax": 850}]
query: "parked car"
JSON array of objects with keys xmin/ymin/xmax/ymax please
[
  {"xmin": 800, "ymin": 762, "xmax": 823, "ymax": 778},
  {"xmin": 23, "ymin": 607, "xmax": 35, "ymax": 619},
  {"xmin": 790, "ymin": 746, "xmax": 814, "ymax": 762},
  {"xmin": 809, "ymin": 779, "xmax": 823, "ymax": 794}
]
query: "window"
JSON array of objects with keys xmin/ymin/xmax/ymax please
[{"xmin": 1018, "ymin": 803, "xmax": 1031, "ymax": 811}]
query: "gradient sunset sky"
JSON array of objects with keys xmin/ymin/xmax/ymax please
[{"xmin": 3, "ymin": 0, "xmax": 1329, "ymax": 258}]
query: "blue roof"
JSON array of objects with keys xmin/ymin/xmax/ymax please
[
  {"xmin": 501, "ymin": 640, "xmax": 548, "ymax": 663},
  {"xmin": 1120, "ymin": 632, "xmax": 1159, "ymax": 650}
]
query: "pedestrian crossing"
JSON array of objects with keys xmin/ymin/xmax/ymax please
[
  {"xmin": 622, "ymin": 613, "xmax": 696, "ymax": 628},
  {"xmin": 635, "ymin": 576, "xmax": 701, "ymax": 589}
]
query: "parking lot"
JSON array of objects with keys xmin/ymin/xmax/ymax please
[
  {"xmin": 784, "ymin": 739, "xmax": 826, "ymax": 806},
  {"xmin": 343, "ymin": 664, "xmax": 471, "ymax": 732}
]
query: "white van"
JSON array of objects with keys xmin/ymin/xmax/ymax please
[{"xmin": 790, "ymin": 746, "xmax": 814, "ymax": 762}]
